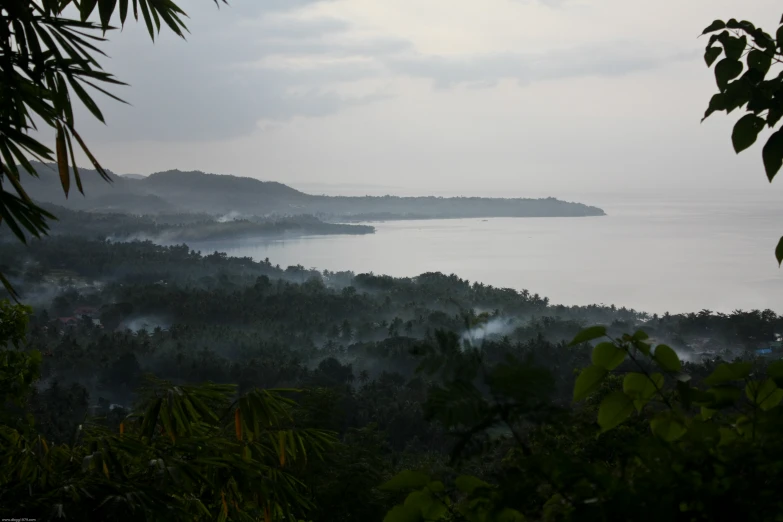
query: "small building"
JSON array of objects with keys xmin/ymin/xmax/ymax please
[
  {"xmin": 58, "ymin": 317, "xmax": 79, "ymax": 327},
  {"xmin": 755, "ymin": 335, "xmax": 783, "ymax": 357}
]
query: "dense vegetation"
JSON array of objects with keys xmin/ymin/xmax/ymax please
[
  {"xmin": 22, "ymin": 162, "xmax": 606, "ymax": 220},
  {"xmin": 1, "ymin": 237, "xmax": 782, "ymax": 520},
  {"xmin": 2, "ymin": 2, "xmax": 783, "ymax": 521},
  {"xmin": 0, "ymin": 203, "xmax": 375, "ymax": 243}
]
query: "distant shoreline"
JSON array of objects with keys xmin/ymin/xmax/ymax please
[
  {"xmin": 22, "ymin": 161, "xmax": 606, "ymax": 219},
  {"xmin": 338, "ymin": 213, "xmax": 607, "ymax": 223}
]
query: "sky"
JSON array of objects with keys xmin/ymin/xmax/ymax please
[{"xmin": 65, "ymin": 0, "xmax": 783, "ymax": 199}]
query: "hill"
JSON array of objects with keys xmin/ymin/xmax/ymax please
[
  {"xmin": 0, "ymin": 202, "xmax": 374, "ymax": 243},
  {"xmin": 19, "ymin": 162, "xmax": 606, "ymax": 219}
]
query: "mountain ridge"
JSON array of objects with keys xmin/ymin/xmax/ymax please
[{"xmin": 18, "ymin": 162, "xmax": 606, "ymax": 219}]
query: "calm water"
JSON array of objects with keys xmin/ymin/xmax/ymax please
[{"xmin": 190, "ymin": 195, "xmax": 783, "ymax": 315}]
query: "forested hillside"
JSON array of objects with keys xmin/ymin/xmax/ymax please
[
  {"xmin": 0, "ymin": 203, "xmax": 375, "ymax": 243},
  {"xmin": 2, "ymin": 237, "xmax": 782, "ymax": 521},
  {"xmin": 21, "ymin": 162, "xmax": 605, "ymax": 219}
]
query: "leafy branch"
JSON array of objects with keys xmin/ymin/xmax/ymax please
[
  {"xmin": 0, "ymin": 0, "xmax": 227, "ymax": 299},
  {"xmin": 700, "ymin": 16, "xmax": 783, "ymax": 265}
]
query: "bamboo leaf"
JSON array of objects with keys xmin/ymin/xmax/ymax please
[
  {"xmin": 63, "ymin": 129, "xmax": 83, "ymax": 194},
  {"xmin": 55, "ymin": 122, "xmax": 70, "ymax": 196},
  {"xmin": 278, "ymin": 430, "xmax": 287, "ymax": 467}
]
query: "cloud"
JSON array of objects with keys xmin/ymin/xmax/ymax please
[
  {"xmin": 73, "ymin": 1, "xmax": 403, "ymax": 143},
  {"xmin": 71, "ymin": 0, "xmax": 698, "ymax": 145},
  {"xmin": 388, "ymin": 42, "xmax": 695, "ymax": 89}
]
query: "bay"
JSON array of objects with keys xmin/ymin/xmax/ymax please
[{"xmin": 187, "ymin": 194, "xmax": 783, "ymax": 315}]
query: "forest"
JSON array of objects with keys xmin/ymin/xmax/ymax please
[
  {"xmin": 2, "ymin": 1, "xmax": 783, "ymax": 521},
  {"xmin": 21, "ymin": 162, "xmax": 606, "ymax": 220},
  {"xmin": 0, "ymin": 203, "xmax": 375, "ymax": 243},
  {"xmin": 2, "ymin": 236, "xmax": 783, "ymax": 521}
]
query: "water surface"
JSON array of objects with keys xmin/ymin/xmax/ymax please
[{"xmin": 190, "ymin": 196, "xmax": 783, "ymax": 315}]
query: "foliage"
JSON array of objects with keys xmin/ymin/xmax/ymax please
[
  {"xmin": 383, "ymin": 321, "xmax": 783, "ymax": 521},
  {"xmin": 700, "ymin": 14, "xmax": 783, "ymax": 264},
  {"xmin": 0, "ymin": 0, "xmax": 226, "ymax": 297},
  {"xmin": 4, "ymin": 237, "xmax": 783, "ymax": 520},
  {"xmin": 0, "ymin": 299, "xmax": 38, "ymax": 413},
  {"xmin": 0, "ymin": 299, "xmax": 337, "ymax": 521}
]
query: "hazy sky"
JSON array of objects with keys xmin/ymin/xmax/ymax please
[{"xmin": 66, "ymin": 0, "xmax": 783, "ymax": 198}]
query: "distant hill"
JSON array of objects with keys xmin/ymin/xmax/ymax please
[
  {"xmin": 18, "ymin": 162, "xmax": 606, "ymax": 219},
  {"xmin": 0, "ymin": 202, "xmax": 374, "ymax": 243},
  {"xmin": 121, "ymin": 173, "xmax": 147, "ymax": 180}
]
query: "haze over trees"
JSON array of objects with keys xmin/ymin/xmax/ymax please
[
  {"xmin": 2, "ymin": 2, "xmax": 783, "ymax": 522},
  {"xmin": 2, "ymin": 235, "xmax": 783, "ymax": 520}
]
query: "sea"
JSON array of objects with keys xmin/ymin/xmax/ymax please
[{"xmin": 188, "ymin": 191, "xmax": 783, "ymax": 316}]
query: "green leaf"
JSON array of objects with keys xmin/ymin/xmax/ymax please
[
  {"xmin": 636, "ymin": 342, "xmax": 652, "ymax": 356},
  {"xmin": 721, "ymin": 35, "xmax": 747, "ymax": 61},
  {"xmin": 762, "ymin": 129, "xmax": 783, "ymax": 182},
  {"xmin": 747, "ymin": 49, "xmax": 772, "ymax": 75},
  {"xmin": 746, "ymin": 379, "xmax": 783, "ymax": 410},
  {"xmin": 734, "ymin": 415, "xmax": 753, "ymax": 437},
  {"xmin": 653, "ymin": 345, "xmax": 681, "ymax": 372},
  {"xmin": 455, "ymin": 475, "xmax": 492, "ymax": 495},
  {"xmin": 722, "ymin": 80, "xmax": 752, "ymax": 115},
  {"xmin": 139, "ymin": 0, "xmax": 156, "ymax": 40},
  {"xmin": 714, "ymin": 59, "xmax": 743, "ymax": 91},
  {"xmin": 688, "ymin": 419, "xmax": 720, "ymax": 442},
  {"xmin": 591, "ymin": 342, "xmax": 626, "ymax": 371},
  {"xmin": 140, "ymin": 398, "xmax": 162, "ymax": 440},
  {"xmin": 703, "ymin": 362, "xmax": 752, "ymax": 386},
  {"xmin": 650, "ymin": 411, "xmax": 687, "ymax": 442},
  {"xmin": 704, "ymin": 46, "xmax": 722, "ymax": 67},
  {"xmin": 119, "ymin": 0, "xmax": 129, "ymax": 26},
  {"xmin": 597, "ymin": 391, "xmax": 634, "ymax": 432},
  {"xmin": 700, "ymin": 407, "xmax": 717, "ymax": 420},
  {"xmin": 623, "ymin": 372, "xmax": 662, "ymax": 411},
  {"xmin": 79, "ymin": 0, "xmax": 99, "ymax": 22},
  {"xmin": 677, "ymin": 382, "xmax": 712, "ymax": 408},
  {"xmin": 719, "ymin": 427, "xmax": 738, "ymax": 446},
  {"xmin": 701, "ymin": 20, "xmax": 726, "ymax": 34},
  {"xmin": 67, "ymin": 77, "xmax": 106, "ymax": 123},
  {"xmin": 569, "ymin": 325, "xmax": 606, "ymax": 345},
  {"xmin": 404, "ymin": 491, "xmax": 444, "ymax": 520},
  {"xmin": 427, "ymin": 481, "xmax": 445, "ymax": 493},
  {"xmin": 732, "ymin": 114, "xmax": 766, "ymax": 153},
  {"xmin": 775, "ymin": 237, "xmax": 783, "ymax": 267},
  {"xmin": 99, "ymin": 0, "xmax": 118, "ymax": 29},
  {"xmin": 380, "ymin": 471, "xmax": 432, "ymax": 492},
  {"xmin": 707, "ymin": 385, "xmax": 743, "ymax": 408},
  {"xmin": 55, "ymin": 123, "xmax": 70, "ymax": 197},
  {"xmin": 573, "ymin": 365, "xmax": 608, "ymax": 401},
  {"xmin": 384, "ymin": 505, "xmax": 422, "ymax": 522}
]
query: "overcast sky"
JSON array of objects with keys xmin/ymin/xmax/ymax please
[{"xmin": 66, "ymin": 0, "xmax": 783, "ymax": 199}]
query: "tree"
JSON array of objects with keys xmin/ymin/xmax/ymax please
[
  {"xmin": 0, "ymin": 0, "xmax": 226, "ymax": 297},
  {"xmin": 0, "ymin": 299, "xmax": 338, "ymax": 521},
  {"xmin": 700, "ymin": 14, "xmax": 783, "ymax": 265},
  {"xmin": 382, "ymin": 325, "xmax": 783, "ymax": 521}
]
